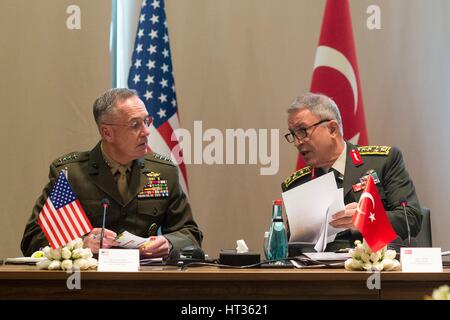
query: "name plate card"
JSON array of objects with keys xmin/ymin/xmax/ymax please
[
  {"xmin": 98, "ymin": 249, "xmax": 140, "ymax": 272},
  {"xmin": 401, "ymin": 248, "xmax": 442, "ymax": 272}
]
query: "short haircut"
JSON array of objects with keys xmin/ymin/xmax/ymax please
[
  {"xmin": 92, "ymin": 88, "xmax": 138, "ymax": 125},
  {"xmin": 287, "ymin": 92, "xmax": 343, "ymax": 136}
]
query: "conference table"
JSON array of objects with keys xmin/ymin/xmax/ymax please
[{"xmin": 1, "ymin": 264, "xmax": 449, "ymax": 300}]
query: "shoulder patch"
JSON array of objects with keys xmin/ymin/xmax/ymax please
[
  {"xmin": 145, "ymin": 152, "xmax": 175, "ymax": 167},
  {"xmin": 284, "ymin": 166, "xmax": 312, "ymax": 189},
  {"xmin": 357, "ymin": 146, "xmax": 391, "ymax": 156},
  {"xmin": 53, "ymin": 152, "xmax": 88, "ymax": 167}
]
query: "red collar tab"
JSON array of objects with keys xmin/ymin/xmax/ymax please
[{"xmin": 350, "ymin": 149, "xmax": 364, "ymax": 166}]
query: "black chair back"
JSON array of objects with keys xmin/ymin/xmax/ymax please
[{"xmin": 415, "ymin": 207, "xmax": 432, "ymax": 247}]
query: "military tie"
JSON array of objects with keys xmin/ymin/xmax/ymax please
[
  {"xmin": 315, "ymin": 167, "xmax": 326, "ymax": 178},
  {"xmin": 330, "ymin": 167, "xmax": 344, "ymax": 188},
  {"xmin": 116, "ymin": 165, "xmax": 129, "ymax": 202},
  {"xmin": 315, "ymin": 167, "xmax": 343, "ymax": 188},
  {"xmin": 100, "ymin": 143, "xmax": 131, "ymax": 202}
]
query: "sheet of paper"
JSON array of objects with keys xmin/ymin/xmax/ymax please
[
  {"xmin": 314, "ymin": 188, "xmax": 346, "ymax": 252},
  {"xmin": 314, "ymin": 208, "xmax": 330, "ymax": 252},
  {"xmin": 282, "ymin": 172, "xmax": 338, "ymax": 243},
  {"xmin": 115, "ymin": 231, "xmax": 149, "ymax": 249},
  {"xmin": 303, "ymin": 252, "xmax": 350, "ymax": 261}
]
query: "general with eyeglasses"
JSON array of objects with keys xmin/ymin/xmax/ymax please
[
  {"xmin": 282, "ymin": 93, "xmax": 422, "ymax": 250},
  {"xmin": 21, "ymin": 88, "xmax": 203, "ymax": 258}
]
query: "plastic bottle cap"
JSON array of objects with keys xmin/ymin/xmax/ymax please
[{"xmin": 273, "ymin": 199, "xmax": 282, "ymax": 205}]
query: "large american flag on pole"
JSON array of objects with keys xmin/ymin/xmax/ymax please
[
  {"xmin": 38, "ymin": 172, "xmax": 93, "ymax": 249},
  {"xmin": 128, "ymin": 0, "xmax": 189, "ymax": 195}
]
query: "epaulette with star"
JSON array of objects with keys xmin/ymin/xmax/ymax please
[
  {"xmin": 283, "ymin": 166, "xmax": 312, "ymax": 189},
  {"xmin": 53, "ymin": 152, "xmax": 88, "ymax": 167},
  {"xmin": 357, "ymin": 146, "xmax": 391, "ymax": 156},
  {"xmin": 146, "ymin": 152, "xmax": 175, "ymax": 166}
]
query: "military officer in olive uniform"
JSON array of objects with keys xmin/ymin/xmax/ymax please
[
  {"xmin": 282, "ymin": 93, "xmax": 421, "ymax": 248},
  {"xmin": 21, "ymin": 88, "xmax": 203, "ymax": 257}
]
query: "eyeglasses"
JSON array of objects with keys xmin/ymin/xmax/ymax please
[
  {"xmin": 284, "ymin": 119, "xmax": 331, "ymax": 143},
  {"xmin": 103, "ymin": 115, "xmax": 153, "ymax": 131}
]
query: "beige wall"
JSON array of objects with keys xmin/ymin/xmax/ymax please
[
  {"xmin": 0, "ymin": 0, "xmax": 111, "ymax": 257},
  {"xmin": 1, "ymin": 0, "xmax": 449, "ymax": 259},
  {"xmin": 165, "ymin": 0, "xmax": 450, "ymax": 257}
]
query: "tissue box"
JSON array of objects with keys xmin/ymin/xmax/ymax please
[{"xmin": 219, "ymin": 249, "xmax": 260, "ymax": 266}]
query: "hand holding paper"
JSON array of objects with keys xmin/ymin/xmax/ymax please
[
  {"xmin": 115, "ymin": 230, "xmax": 148, "ymax": 248},
  {"xmin": 139, "ymin": 236, "xmax": 170, "ymax": 258},
  {"xmin": 114, "ymin": 231, "xmax": 170, "ymax": 259},
  {"xmin": 83, "ymin": 228, "xmax": 119, "ymax": 253},
  {"xmin": 330, "ymin": 202, "xmax": 358, "ymax": 229}
]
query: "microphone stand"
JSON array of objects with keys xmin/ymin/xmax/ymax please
[
  {"xmin": 100, "ymin": 199, "xmax": 110, "ymax": 250},
  {"xmin": 400, "ymin": 201, "xmax": 411, "ymax": 247}
]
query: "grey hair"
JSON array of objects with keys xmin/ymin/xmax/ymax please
[
  {"xmin": 287, "ymin": 93, "xmax": 343, "ymax": 136},
  {"xmin": 93, "ymin": 88, "xmax": 138, "ymax": 125}
]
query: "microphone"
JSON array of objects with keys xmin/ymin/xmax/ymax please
[
  {"xmin": 100, "ymin": 198, "xmax": 110, "ymax": 249},
  {"xmin": 166, "ymin": 246, "xmax": 206, "ymax": 266},
  {"xmin": 166, "ymin": 248, "xmax": 181, "ymax": 266},
  {"xmin": 399, "ymin": 197, "xmax": 411, "ymax": 247}
]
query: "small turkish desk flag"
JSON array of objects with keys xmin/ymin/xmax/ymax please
[{"xmin": 352, "ymin": 176, "xmax": 397, "ymax": 252}]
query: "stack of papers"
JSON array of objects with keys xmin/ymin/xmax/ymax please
[
  {"xmin": 282, "ymin": 172, "xmax": 346, "ymax": 252},
  {"xmin": 140, "ymin": 257, "xmax": 164, "ymax": 266},
  {"xmin": 5, "ymin": 257, "xmax": 45, "ymax": 265},
  {"xmin": 302, "ymin": 252, "xmax": 350, "ymax": 261}
]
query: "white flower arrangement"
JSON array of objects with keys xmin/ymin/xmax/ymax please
[
  {"xmin": 425, "ymin": 285, "xmax": 450, "ymax": 300},
  {"xmin": 33, "ymin": 238, "xmax": 97, "ymax": 271},
  {"xmin": 345, "ymin": 240, "xmax": 401, "ymax": 271}
]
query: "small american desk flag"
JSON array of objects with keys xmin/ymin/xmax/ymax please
[{"xmin": 38, "ymin": 172, "xmax": 92, "ymax": 249}]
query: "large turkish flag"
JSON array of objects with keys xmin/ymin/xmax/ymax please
[{"xmin": 297, "ymin": 0, "xmax": 368, "ymax": 169}]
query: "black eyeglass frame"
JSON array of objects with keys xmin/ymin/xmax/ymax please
[
  {"xmin": 102, "ymin": 115, "xmax": 153, "ymax": 130},
  {"xmin": 284, "ymin": 119, "xmax": 331, "ymax": 143}
]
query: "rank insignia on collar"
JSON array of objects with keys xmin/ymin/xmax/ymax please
[
  {"xmin": 350, "ymin": 149, "xmax": 363, "ymax": 166},
  {"xmin": 138, "ymin": 172, "xmax": 169, "ymax": 199},
  {"xmin": 352, "ymin": 170, "xmax": 380, "ymax": 192}
]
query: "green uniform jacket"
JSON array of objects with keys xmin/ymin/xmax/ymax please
[
  {"xmin": 21, "ymin": 142, "xmax": 203, "ymax": 256},
  {"xmin": 282, "ymin": 142, "xmax": 422, "ymax": 244}
]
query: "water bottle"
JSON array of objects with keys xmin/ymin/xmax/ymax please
[
  {"xmin": 266, "ymin": 199, "xmax": 288, "ymax": 261},
  {"xmin": 263, "ymin": 231, "xmax": 270, "ymax": 260},
  {"xmin": 263, "ymin": 199, "xmax": 278, "ymax": 259}
]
